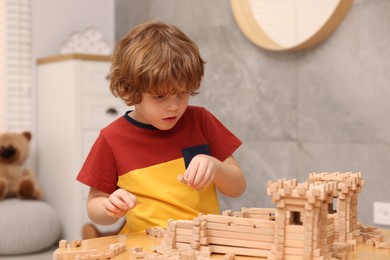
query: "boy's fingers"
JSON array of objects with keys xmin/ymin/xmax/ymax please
[
  {"xmin": 117, "ymin": 191, "xmax": 137, "ymax": 209},
  {"xmin": 103, "ymin": 198, "xmax": 121, "ymax": 213},
  {"xmin": 186, "ymin": 163, "xmax": 200, "ymax": 186},
  {"xmin": 124, "ymin": 192, "xmax": 137, "ymax": 208},
  {"xmin": 108, "ymin": 193, "xmax": 130, "ymax": 211}
]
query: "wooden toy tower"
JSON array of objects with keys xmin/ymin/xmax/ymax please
[
  {"xmin": 267, "ymin": 178, "xmax": 337, "ymax": 260},
  {"xmin": 307, "ymin": 172, "xmax": 365, "ymax": 243}
]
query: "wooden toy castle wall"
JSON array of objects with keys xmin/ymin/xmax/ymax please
[{"xmin": 161, "ymin": 172, "xmax": 364, "ymax": 260}]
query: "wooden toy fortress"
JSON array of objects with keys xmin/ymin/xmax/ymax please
[
  {"xmin": 156, "ymin": 172, "xmax": 385, "ymax": 260},
  {"xmin": 55, "ymin": 172, "xmax": 389, "ymax": 260}
]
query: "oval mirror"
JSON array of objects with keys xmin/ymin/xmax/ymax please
[{"xmin": 231, "ymin": 0, "xmax": 353, "ymax": 51}]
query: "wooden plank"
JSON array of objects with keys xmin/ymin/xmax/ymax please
[
  {"xmin": 203, "ymin": 237, "xmax": 273, "ymax": 250},
  {"xmin": 176, "ymin": 228, "xmax": 193, "ymax": 236},
  {"xmin": 206, "ymin": 229, "xmax": 274, "ymax": 243},
  {"xmin": 206, "ymin": 222, "xmax": 275, "ymax": 235},
  {"xmin": 285, "ymin": 239, "xmax": 305, "ymax": 248},
  {"xmin": 175, "ymin": 234, "xmax": 193, "ymax": 243},
  {"xmin": 285, "ymin": 247, "xmax": 305, "ymax": 255},
  {"xmin": 202, "ymin": 214, "xmax": 275, "ymax": 229},
  {"xmin": 285, "ymin": 225, "xmax": 305, "ymax": 233},
  {"xmin": 247, "ymin": 214, "xmax": 274, "ymax": 220},
  {"xmin": 284, "ymin": 255, "xmax": 307, "ymax": 260},
  {"xmin": 284, "ymin": 198, "xmax": 307, "ymax": 206},
  {"xmin": 207, "ymin": 245, "xmax": 270, "ymax": 258},
  {"xmin": 175, "ymin": 220, "xmax": 194, "ymax": 229},
  {"xmin": 53, "ymin": 249, "xmax": 97, "ymax": 260},
  {"xmin": 285, "ymin": 232, "xmax": 305, "ymax": 241},
  {"xmin": 175, "ymin": 242, "xmax": 193, "ymax": 250},
  {"xmin": 242, "ymin": 207, "xmax": 276, "ymax": 214}
]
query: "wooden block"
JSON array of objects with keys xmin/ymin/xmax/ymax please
[
  {"xmin": 222, "ymin": 253, "xmax": 236, "ymax": 260},
  {"xmin": 284, "ymin": 239, "xmax": 304, "ymax": 248},
  {"xmin": 283, "ymin": 198, "xmax": 306, "ymax": 206},
  {"xmin": 191, "ymin": 241, "xmax": 200, "ymax": 249},
  {"xmin": 276, "ymin": 200, "xmax": 285, "ymax": 208},
  {"xmin": 129, "ymin": 246, "xmax": 143, "ymax": 253},
  {"xmin": 193, "ymin": 226, "xmax": 200, "ymax": 234},
  {"xmin": 175, "ymin": 220, "xmax": 193, "ymax": 229},
  {"xmin": 241, "ymin": 207, "xmax": 276, "ymax": 215},
  {"xmin": 53, "ymin": 249, "xmax": 97, "ymax": 260},
  {"xmin": 175, "ymin": 242, "xmax": 193, "ymax": 250},
  {"xmin": 284, "ymin": 247, "xmax": 304, "ymax": 256},
  {"xmin": 193, "ymin": 217, "xmax": 201, "ymax": 226},
  {"xmin": 200, "ymin": 237, "xmax": 210, "ymax": 245},
  {"xmin": 206, "ymin": 236, "xmax": 273, "ymax": 250},
  {"xmin": 177, "ymin": 174, "xmax": 187, "ymax": 184},
  {"xmin": 130, "ymin": 251, "xmax": 145, "ymax": 259},
  {"xmin": 208, "ymin": 244, "xmax": 270, "ymax": 258},
  {"xmin": 69, "ymin": 239, "xmax": 82, "ymax": 248},
  {"xmin": 59, "ymin": 240, "xmax": 67, "ymax": 248},
  {"xmin": 168, "ymin": 220, "xmax": 176, "ymax": 232},
  {"xmin": 175, "ymin": 234, "xmax": 192, "ymax": 243},
  {"xmin": 152, "ymin": 244, "xmax": 172, "ymax": 254},
  {"xmin": 205, "ymin": 222, "xmax": 275, "ymax": 236},
  {"xmin": 176, "ymin": 227, "xmax": 193, "ymax": 236},
  {"xmin": 145, "ymin": 226, "xmax": 166, "ymax": 238},
  {"xmin": 205, "ymin": 229, "xmax": 274, "ymax": 243},
  {"xmin": 202, "ymin": 214, "xmax": 275, "ymax": 229},
  {"xmin": 192, "ymin": 233, "xmax": 200, "ymax": 241}
]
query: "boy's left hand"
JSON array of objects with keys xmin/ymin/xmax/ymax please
[{"xmin": 184, "ymin": 154, "xmax": 220, "ymax": 190}]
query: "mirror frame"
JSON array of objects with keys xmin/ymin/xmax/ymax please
[{"xmin": 231, "ymin": 0, "xmax": 353, "ymax": 51}]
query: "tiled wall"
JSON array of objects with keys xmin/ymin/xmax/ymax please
[{"xmin": 115, "ymin": 0, "xmax": 390, "ymax": 226}]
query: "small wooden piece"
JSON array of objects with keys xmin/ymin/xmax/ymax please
[{"xmin": 177, "ymin": 174, "xmax": 187, "ymax": 184}]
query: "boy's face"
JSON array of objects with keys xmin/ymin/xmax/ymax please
[{"xmin": 131, "ymin": 92, "xmax": 190, "ymax": 130}]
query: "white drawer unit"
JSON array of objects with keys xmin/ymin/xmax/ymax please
[{"xmin": 36, "ymin": 54, "xmax": 130, "ymax": 240}]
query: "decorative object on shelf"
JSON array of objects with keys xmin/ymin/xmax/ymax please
[
  {"xmin": 231, "ymin": 0, "xmax": 353, "ymax": 51},
  {"xmin": 60, "ymin": 27, "xmax": 111, "ymax": 55}
]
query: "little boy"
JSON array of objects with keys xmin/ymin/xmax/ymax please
[{"xmin": 77, "ymin": 20, "xmax": 246, "ymax": 234}]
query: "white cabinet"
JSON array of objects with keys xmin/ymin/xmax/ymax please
[{"xmin": 36, "ymin": 54, "xmax": 129, "ymax": 240}]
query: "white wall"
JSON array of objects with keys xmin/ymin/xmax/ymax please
[
  {"xmin": 31, "ymin": 0, "xmax": 115, "ymax": 172},
  {"xmin": 32, "ymin": 0, "xmax": 115, "ymax": 60}
]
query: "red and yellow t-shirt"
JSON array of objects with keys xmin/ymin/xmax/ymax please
[{"xmin": 77, "ymin": 106, "xmax": 242, "ymax": 233}]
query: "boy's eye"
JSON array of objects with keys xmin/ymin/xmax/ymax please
[{"xmin": 152, "ymin": 95, "xmax": 165, "ymax": 100}]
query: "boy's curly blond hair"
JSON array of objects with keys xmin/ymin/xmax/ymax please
[{"xmin": 110, "ymin": 20, "xmax": 205, "ymax": 105}]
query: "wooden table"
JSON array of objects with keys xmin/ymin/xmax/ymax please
[{"xmin": 54, "ymin": 230, "xmax": 390, "ymax": 260}]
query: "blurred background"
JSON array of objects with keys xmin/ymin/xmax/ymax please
[{"xmin": 1, "ymin": 0, "xmax": 390, "ymax": 246}]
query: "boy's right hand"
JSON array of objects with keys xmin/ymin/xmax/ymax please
[{"xmin": 102, "ymin": 189, "xmax": 137, "ymax": 219}]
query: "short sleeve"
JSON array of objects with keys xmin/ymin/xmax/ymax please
[
  {"xmin": 202, "ymin": 109, "xmax": 242, "ymax": 161},
  {"xmin": 76, "ymin": 134, "xmax": 118, "ymax": 194}
]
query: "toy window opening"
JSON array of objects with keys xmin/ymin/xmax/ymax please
[
  {"xmin": 290, "ymin": 211, "xmax": 303, "ymax": 225},
  {"xmin": 328, "ymin": 197, "xmax": 337, "ymax": 214}
]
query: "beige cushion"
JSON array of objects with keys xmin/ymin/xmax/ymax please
[{"xmin": 0, "ymin": 199, "xmax": 62, "ymax": 255}]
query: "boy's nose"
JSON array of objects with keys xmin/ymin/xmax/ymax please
[{"xmin": 166, "ymin": 96, "xmax": 180, "ymax": 111}]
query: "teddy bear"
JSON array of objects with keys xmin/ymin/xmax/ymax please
[{"xmin": 0, "ymin": 131, "xmax": 43, "ymax": 200}]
